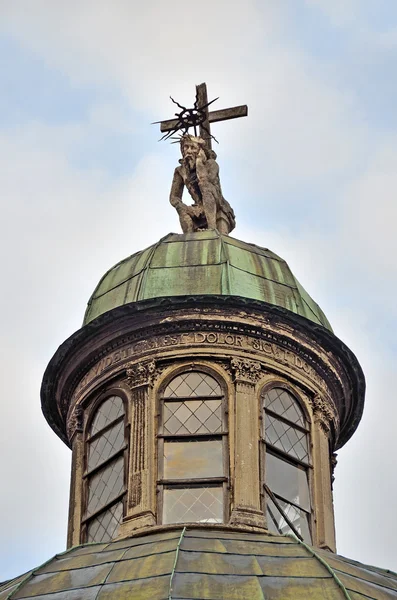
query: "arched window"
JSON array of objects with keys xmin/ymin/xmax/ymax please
[
  {"xmin": 158, "ymin": 370, "xmax": 228, "ymax": 524},
  {"xmin": 261, "ymin": 387, "xmax": 312, "ymax": 542},
  {"xmin": 83, "ymin": 395, "xmax": 127, "ymax": 542}
]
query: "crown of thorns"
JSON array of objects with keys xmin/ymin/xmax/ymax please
[{"xmin": 153, "ymin": 90, "xmax": 219, "ymax": 143}]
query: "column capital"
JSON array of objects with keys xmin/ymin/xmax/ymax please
[
  {"xmin": 310, "ymin": 394, "xmax": 338, "ymax": 434},
  {"xmin": 126, "ymin": 359, "xmax": 157, "ymax": 389},
  {"xmin": 66, "ymin": 404, "xmax": 84, "ymax": 443},
  {"xmin": 230, "ymin": 357, "xmax": 262, "ymax": 385}
]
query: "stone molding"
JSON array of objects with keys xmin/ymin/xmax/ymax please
[
  {"xmin": 230, "ymin": 507, "xmax": 266, "ymax": 529},
  {"xmin": 42, "ymin": 297, "xmax": 365, "ymax": 451},
  {"xmin": 126, "ymin": 359, "xmax": 156, "ymax": 389},
  {"xmin": 230, "ymin": 357, "xmax": 262, "ymax": 384}
]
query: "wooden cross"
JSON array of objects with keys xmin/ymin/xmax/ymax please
[{"xmin": 158, "ymin": 82, "xmax": 248, "ymax": 150}]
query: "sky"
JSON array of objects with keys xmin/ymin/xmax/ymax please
[{"xmin": 1, "ymin": 0, "xmax": 397, "ymax": 581}]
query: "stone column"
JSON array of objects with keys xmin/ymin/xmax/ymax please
[
  {"xmin": 229, "ymin": 358, "xmax": 266, "ymax": 528},
  {"xmin": 66, "ymin": 405, "xmax": 84, "ymax": 547},
  {"xmin": 311, "ymin": 395, "xmax": 337, "ymax": 552},
  {"xmin": 120, "ymin": 359, "xmax": 157, "ymax": 534}
]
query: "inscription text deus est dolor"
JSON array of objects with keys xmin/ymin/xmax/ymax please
[{"xmin": 75, "ymin": 330, "xmax": 327, "ymax": 395}]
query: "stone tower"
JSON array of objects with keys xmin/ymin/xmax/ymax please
[
  {"xmin": 1, "ymin": 88, "xmax": 395, "ymax": 600},
  {"xmin": 41, "ymin": 230, "xmax": 363, "ymax": 555}
]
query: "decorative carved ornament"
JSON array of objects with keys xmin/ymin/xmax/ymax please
[
  {"xmin": 126, "ymin": 359, "xmax": 156, "ymax": 389},
  {"xmin": 310, "ymin": 394, "xmax": 338, "ymax": 434},
  {"xmin": 66, "ymin": 404, "xmax": 84, "ymax": 442},
  {"xmin": 230, "ymin": 357, "xmax": 262, "ymax": 384}
]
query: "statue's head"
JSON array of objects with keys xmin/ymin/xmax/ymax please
[{"xmin": 180, "ymin": 135, "xmax": 212, "ymax": 168}]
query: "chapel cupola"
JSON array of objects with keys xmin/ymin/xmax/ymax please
[{"xmin": 41, "ymin": 83, "xmax": 365, "ymax": 555}]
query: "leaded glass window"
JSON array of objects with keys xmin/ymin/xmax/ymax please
[
  {"xmin": 83, "ymin": 395, "xmax": 127, "ymax": 543},
  {"xmin": 261, "ymin": 387, "xmax": 312, "ymax": 542},
  {"xmin": 158, "ymin": 371, "xmax": 228, "ymax": 524}
]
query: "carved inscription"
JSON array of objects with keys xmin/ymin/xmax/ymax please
[
  {"xmin": 75, "ymin": 331, "xmax": 327, "ymax": 394},
  {"xmin": 250, "ymin": 339, "xmax": 324, "ymax": 387}
]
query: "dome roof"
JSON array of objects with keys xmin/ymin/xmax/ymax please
[
  {"xmin": 84, "ymin": 230, "xmax": 331, "ymax": 331},
  {"xmin": 2, "ymin": 527, "xmax": 395, "ymax": 599}
]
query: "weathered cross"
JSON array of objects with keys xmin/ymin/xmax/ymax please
[{"xmin": 158, "ymin": 82, "xmax": 248, "ymax": 150}]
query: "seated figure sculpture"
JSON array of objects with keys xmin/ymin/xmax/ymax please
[{"xmin": 169, "ymin": 134, "xmax": 236, "ymax": 234}]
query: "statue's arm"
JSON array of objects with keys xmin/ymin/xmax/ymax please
[
  {"xmin": 205, "ymin": 159, "xmax": 220, "ymax": 184},
  {"xmin": 196, "ymin": 152, "xmax": 219, "ymax": 186},
  {"xmin": 169, "ymin": 168, "xmax": 185, "ymax": 209}
]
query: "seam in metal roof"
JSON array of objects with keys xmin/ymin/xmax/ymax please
[{"xmin": 2, "ymin": 527, "xmax": 396, "ymax": 599}]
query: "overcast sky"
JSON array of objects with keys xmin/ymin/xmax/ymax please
[{"xmin": 1, "ymin": 0, "xmax": 397, "ymax": 581}]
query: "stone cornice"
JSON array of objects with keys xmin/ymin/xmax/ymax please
[{"xmin": 41, "ymin": 295, "xmax": 365, "ymax": 449}]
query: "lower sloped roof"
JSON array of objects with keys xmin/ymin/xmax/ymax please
[{"xmin": 1, "ymin": 527, "xmax": 396, "ymax": 599}]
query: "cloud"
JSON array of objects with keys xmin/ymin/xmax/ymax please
[
  {"xmin": 1, "ymin": 0, "xmax": 397, "ymax": 578},
  {"xmin": 305, "ymin": 0, "xmax": 363, "ymax": 27},
  {"xmin": 0, "ymin": 118, "xmax": 179, "ymax": 579},
  {"xmin": 0, "ymin": 0, "xmax": 281, "ymax": 112}
]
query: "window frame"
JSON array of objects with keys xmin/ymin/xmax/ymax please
[
  {"xmin": 157, "ymin": 366, "xmax": 229, "ymax": 525},
  {"xmin": 260, "ymin": 383, "xmax": 313, "ymax": 542},
  {"xmin": 81, "ymin": 390, "xmax": 129, "ymax": 543}
]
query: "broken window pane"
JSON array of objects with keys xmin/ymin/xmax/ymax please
[
  {"xmin": 164, "ymin": 440, "xmax": 223, "ymax": 480},
  {"xmin": 266, "ymin": 452, "xmax": 310, "ymax": 512},
  {"xmin": 266, "ymin": 496, "xmax": 312, "ymax": 543}
]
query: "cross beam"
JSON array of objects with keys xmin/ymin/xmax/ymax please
[{"xmin": 158, "ymin": 82, "xmax": 248, "ymax": 150}]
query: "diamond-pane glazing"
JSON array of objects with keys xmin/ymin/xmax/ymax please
[
  {"xmin": 164, "ymin": 372, "xmax": 221, "ymax": 398},
  {"xmin": 163, "ymin": 486, "xmax": 223, "ymax": 524},
  {"xmin": 164, "ymin": 440, "xmax": 223, "ymax": 479},
  {"xmin": 263, "ymin": 388, "xmax": 305, "ymax": 426},
  {"xmin": 88, "ymin": 420, "xmax": 125, "ymax": 471},
  {"xmin": 87, "ymin": 501, "xmax": 123, "ymax": 543},
  {"xmin": 266, "ymin": 497, "xmax": 312, "ymax": 543},
  {"xmin": 87, "ymin": 456, "xmax": 124, "ymax": 516},
  {"xmin": 265, "ymin": 414, "xmax": 309, "ymax": 463},
  {"xmin": 163, "ymin": 399, "xmax": 222, "ymax": 434},
  {"xmin": 90, "ymin": 396, "xmax": 124, "ymax": 435}
]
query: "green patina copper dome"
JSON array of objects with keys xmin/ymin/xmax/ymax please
[
  {"xmin": 84, "ymin": 230, "xmax": 331, "ymax": 330},
  {"xmin": 2, "ymin": 527, "xmax": 396, "ymax": 599}
]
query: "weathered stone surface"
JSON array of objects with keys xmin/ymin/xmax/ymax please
[{"xmin": 170, "ymin": 135, "xmax": 236, "ymax": 234}]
